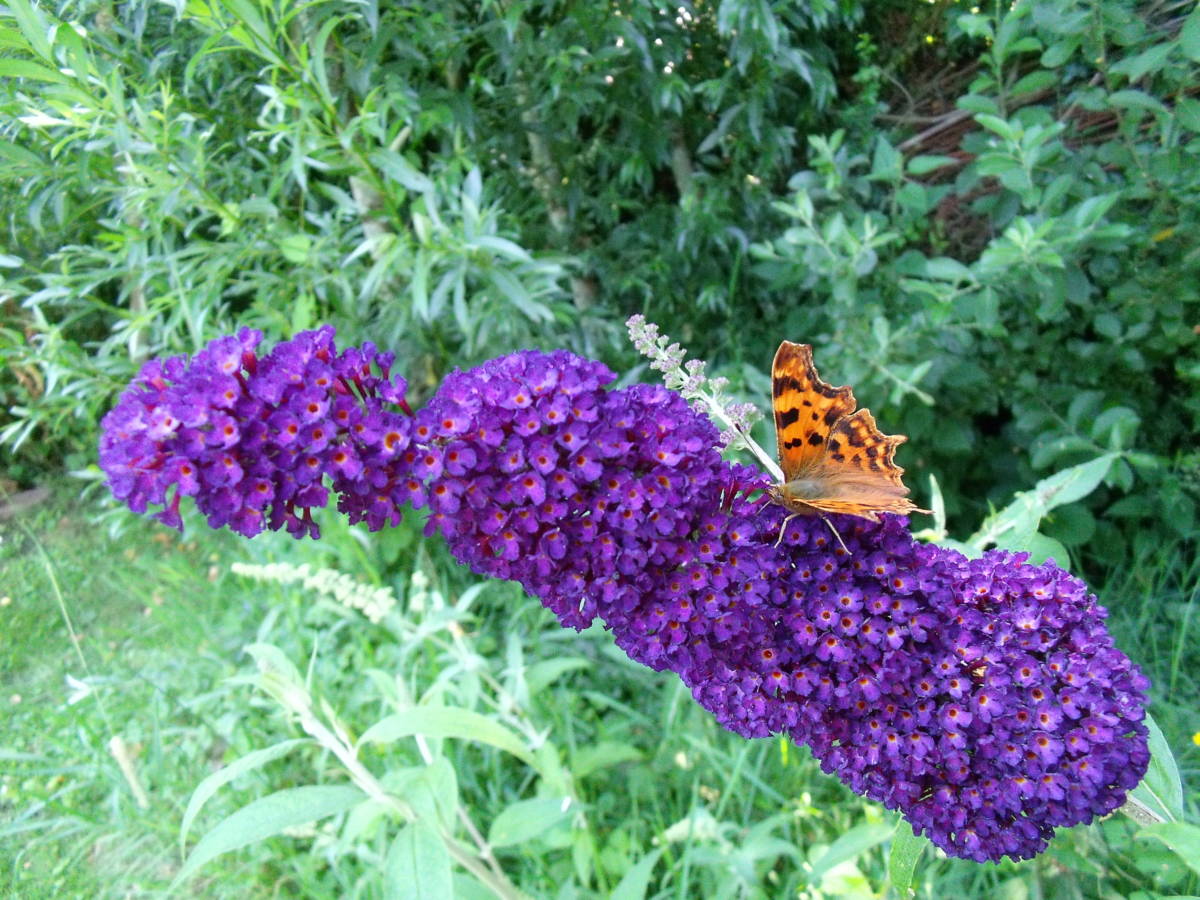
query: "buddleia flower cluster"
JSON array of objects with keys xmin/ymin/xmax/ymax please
[
  {"xmin": 98, "ymin": 326, "xmax": 415, "ymax": 539},
  {"xmin": 99, "ymin": 327, "xmax": 1150, "ymax": 863}
]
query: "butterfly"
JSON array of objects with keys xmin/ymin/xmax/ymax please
[{"xmin": 766, "ymin": 341, "xmax": 926, "ymax": 533}]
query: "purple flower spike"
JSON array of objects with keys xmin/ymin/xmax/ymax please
[
  {"xmin": 100, "ymin": 334, "xmax": 1151, "ymax": 864},
  {"xmin": 410, "ymin": 348, "xmax": 1150, "ymax": 864},
  {"xmin": 99, "ymin": 326, "xmax": 416, "ymax": 539}
]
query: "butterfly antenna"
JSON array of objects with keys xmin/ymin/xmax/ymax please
[{"xmin": 819, "ymin": 514, "xmax": 851, "ymax": 555}]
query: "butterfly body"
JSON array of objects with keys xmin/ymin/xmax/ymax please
[{"xmin": 769, "ymin": 341, "xmax": 924, "ymax": 524}]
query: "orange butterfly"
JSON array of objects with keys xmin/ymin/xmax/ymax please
[{"xmin": 766, "ymin": 341, "xmax": 926, "ymax": 528}]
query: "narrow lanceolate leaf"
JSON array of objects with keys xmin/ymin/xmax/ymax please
[
  {"xmin": 487, "ymin": 796, "xmax": 574, "ymax": 848},
  {"xmin": 609, "ymin": 848, "xmax": 665, "ymax": 900},
  {"xmin": 887, "ymin": 820, "xmax": 927, "ymax": 898},
  {"xmin": 359, "ymin": 707, "xmax": 538, "ymax": 769},
  {"xmin": 806, "ymin": 822, "xmax": 892, "ymax": 886},
  {"xmin": 179, "ymin": 738, "xmax": 312, "ymax": 852},
  {"xmin": 384, "ymin": 821, "xmax": 452, "ymax": 900},
  {"xmin": 171, "ymin": 785, "xmax": 365, "ymax": 890},
  {"xmin": 1125, "ymin": 713, "xmax": 1182, "ymax": 824}
]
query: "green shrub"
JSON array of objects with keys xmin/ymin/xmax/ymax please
[{"xmin": 751, "ymin": 0, "xmax": 1200, "ymax": 564}]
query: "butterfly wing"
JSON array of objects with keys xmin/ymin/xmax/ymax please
[
  {"xmin": 772, "ymin": 343, "xmax": 926, "ymax": 522},
  {"xmin": 797, "ymin": 409, "xmax": 922, "ymax": 521},
  {"xmin": 771, "ymin": 341, "xmax": 856, "ymax": 482}
]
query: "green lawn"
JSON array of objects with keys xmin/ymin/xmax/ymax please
[{"xmin": 2, "ymin": 480, "xmax": 1196, "ymax": 898}]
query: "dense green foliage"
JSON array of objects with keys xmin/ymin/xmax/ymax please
[
  {"xmin": 2, "ymin": 0, "xmax": 1199, "ymax": 896},
  {"xmin": 3, "ymin": 0, "xmax": 1198, "ymax": 569}
]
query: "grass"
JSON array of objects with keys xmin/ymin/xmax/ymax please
[{"xmin": 1, "ymin": 478, "xmax": 1196, "ymax": 898}]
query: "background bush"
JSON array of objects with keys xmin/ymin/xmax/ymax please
[{"xmin": 4, "ymin": 0, "xmax": 1198, "ymax": 571}]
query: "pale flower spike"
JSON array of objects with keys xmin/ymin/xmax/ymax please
[{"xmin": 625, "ymin": 315, "xmax": 784, "ymax": 482}]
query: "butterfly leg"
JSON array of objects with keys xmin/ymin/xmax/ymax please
[
  {"xmin": 774, "ymin": 513, "xmax": 799, "ymax": 548},
  {"xmin": 818, "ymin": 514, "xmax": 851, "ymax": 555}
]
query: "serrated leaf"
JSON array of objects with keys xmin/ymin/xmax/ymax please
[
  {"xmin": 487, "ymin": 796, "xmax": 575, "ymax": 848},
  {"xmin": 277, "ymin": 234, "xmax": 311, "ymax": 264},
  {"xmin": 171, "ymin": 785, "xmax": 365, "ymax": 890},
  {"xmin": 385, "ymin": 821, "xmax": 452, "ymax": 900}
]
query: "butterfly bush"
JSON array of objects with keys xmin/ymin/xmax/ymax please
[
  {"xmin": 99, "ymin": 328, "xmax": 1150, "ymax": 863},
  {"xmin": 98, "ymin": 326, "xmax": 415, "ymax": 539}
]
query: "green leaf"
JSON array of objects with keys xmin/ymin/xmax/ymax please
[
  {"xmin": 524, "ymin": 656, "xmax": 591, "ymax": 694},
  {"xmin": 976, "ymin": 114, "xmax": 1018, "ymax": 142},
  {"xmin": 171, "ymin": 785, "xmax": 365, "ymax": 890},
  {"xmin": 410, "ymin": 250, "xmax": 430, "ymax": 322},
  {"xmin": 1018, "ymin": 532, "xmax": 1070, "ymax": 566},
  {"xmin": 1182, "ymin": 4, "xmax": 1200, "ymax": 61},
  {"xmin": 1176, "ymin": 97, "xmax": 1200, "ymax": 133},
  {"xmin": 371, "ymin": 149, "xmax": 434, "ymax": 193},
  {"xmin": 1010, "ymin": 69, "xmax": 1056, "ymax": 98},
  {"xmin": 489, "ymin": 268, "xmax": 552, "ymax": 322},
  {"xmin": 276, "ymin": 234, "xmax": 311, "ymax": 264},
  {"xmin": 968, "ymin": 454, "xmax": 1119, "ymax": 553},
  {"xmin": 1026, "ymin": 453, "xmax": 1119, "ymax": 507},
  {"xmin": 921, "ymin": 257, "xmax": 972, "ymax": 282},
  {"xmin": 1127, "ymin": 713, "xmax": 1183, "ymax": 824},
  {"xmin": 0, "ymin": 58, "xmax": 68, "ymax": 83},
  {"xmin": 1108, "ymin": 90, "xmax": 1167, "ymax": 114},
  {"xmin": 179, "ymin": 738, "xmax": 311, "ymax": 852},
  {"xmin": 887, "ymin": 821, "xmax": 927, "ymax": 898},
  {"xmin": 1137, "ymin": 823, "xmax": 1200, "ymax": 878},
  {"xmin": 473, "ymin": 235, "xmax": 532, "ymax": 262},
  {"xmin": 572, "ymin": 741, "xmax": 643, "ymax": 779},
  {"xmin": 487, "ymin": 796, "xmax": 575, "ymax": 848},
  {"xmin": 905, "ymin": 155, "xmax": 958, "ymax": 176},
  {"xmin": 870, "ymin": 136, "xmax": 902, "ymax": 182},
  {"xmin": 360, "ymin": 707, "xmax": 538, "ymax": 769},
  {"xmin": 384, "ymin": 821, "xmax": 452, "ymax": 900},
  {"xmin": 1041, "ymin": 39, "xmax": 1079, "ymax": 68},
  {"xmin": 6, "ymin": 0, "xmax": 53, "ymax": 62},
  {"xmin": 806, "ymin": 823, "xmax": 892, "ymax": 886},
  {"xmin": 1109, "ymin": 43, "xmax": 1175, "ymax": 83},
  {"xmin": 610, "ymin": 848, "xmax": 665, "ymax": 900}
]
